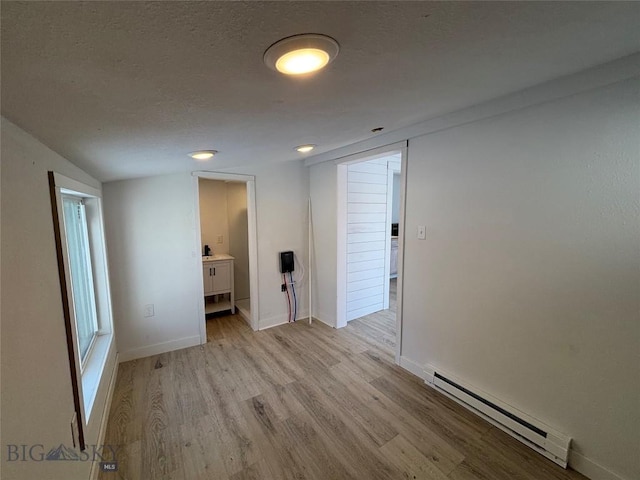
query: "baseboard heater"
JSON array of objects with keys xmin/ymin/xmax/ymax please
[{"xmin": 423, "ymin": 365, "xmax": 571, "ymax": 468}]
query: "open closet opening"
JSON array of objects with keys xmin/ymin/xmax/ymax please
[
  {"xmin": 193, "ymin": 172, "xmax": 259, "ymax": 341},
  {"xmin": 336, "ymin": 144, "xmax": 406, "ymax": 363}
]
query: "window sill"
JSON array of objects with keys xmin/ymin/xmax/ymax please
[{"xmin": 81, "ymin": 332, "xmax": 113, "ymax": 423}]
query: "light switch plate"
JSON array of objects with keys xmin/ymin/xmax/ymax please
[
  {"xmin": 144, "ymin": 304, "xmax": 154, "ymax": 317},
  {"xmin": 217, "ymin": 235, "xmax": 223, "ymax": 244},
  {"xmin": 417, "ymin": 225, "xmax": 426, "ymax": 240}
]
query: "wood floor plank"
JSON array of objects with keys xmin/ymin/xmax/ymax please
[
  {"xmin": 140, "ymin": 370, "xmax": 175, "ymax": 479},
  {"xmin": 164, "ymin": 349, "xmax": 209, "ymax": 426},
  {"xmin": 206, "ymin": 343, "xmax": 256, "ymax": 402},
  {"xmin": 360, "ymin": 348, "xmax": 427, "ymax": 387},
  {"xmin": 287, "ymin": 379, "xmax": 405, "ymax": 480},
  {"xmin": 122, "ymin": 440, "xmax": 142, "ymax": 480},
  {"xmin": 212, "ymin": 402, "xmax": 261, "ymax": 476},
  {"xmin": 103, "ymin": 361, "xmax": 135, "ymax": 446},
  {"xmin": 272, "ymin": 325, "xmax": 342, "ymax": 370},
  {"xmin": 370, "ymin": 374, "xmax": 491, "ymax": 453},
  {"xmin": 330, "ymin": 361, "xmax": 466, "ymax": 475},
  {"xmin": 312, "ymin": 369, "xmax": 399, "ymax": 447},
  {"xmin": 178, "ymin": 420, "xmax": 228, "ymax": 480},
  {"xmin": 246, "ymin": 329, "xmax": 307, "ymax": 380},
  {"xmin": 238, "ymin": 394, "xmax": 317, "ymax": 480},
  {"xmin": 482, "ymin": 427, "xmax": 587, "ymax": 480},
  {"xmin": 100, "ymin": 281, "xmax": 585, "ymax": 480},
  {"xmin": 379, "ymin": 433, "xmax": 450, "ymax": 480},
  {"xmin": 238, "ymin": 340, "xmax": 294, "ymax": 386},
  {"xmin": 258, "ymin": 382, "xmax": 305, "ymax": 423},
  {"xmin": 279, "ymin": 406, "xmax": 363, "ymax": 480},
  {"xmin": 373, "ymin": 364, "xmax": 492, "ymax": 437},
  {"xmin": 223, "ymin": 346, "xmax": 270, "ymax": 401},
  {"xmin": 306, "ymin": 320, "xmax": 370, "ymax": 355},
  {"xmin": 229, "ymin": 458, "xmax": 273, "ymax": 480},
  {"xmin": 193, "ymin": 371, "xmax": 262, "ymax": 476}
]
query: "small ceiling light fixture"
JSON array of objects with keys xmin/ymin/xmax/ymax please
[
  {"xmin": 295, "ymin": 144, "xmax": 316, "ymax": 153},
  {"xmin": 371, "ymin": 127, "xmax": 384, "ymax": 133},
  {"xmin": 264, "ymin": 34, "xmax": 339, "ymax": 75},
  {"xmin": 189, "ymin": 150, "xmax": 218, "ymax": 160}
]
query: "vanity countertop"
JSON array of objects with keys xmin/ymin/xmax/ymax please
[{"xmin": 202, "ymin": 254, "xmax": 234, "ymax": 262}]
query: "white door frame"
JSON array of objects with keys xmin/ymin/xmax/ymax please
[
  {"xmin": 335, "ymin": 142, "xmax": 407, "ymax": 364},
  {"xmin": 385, "ymin": 160, "xmax": 401, "ymax": 305},
  {"xmin": 192, "ymin": 171, "xmax": 260, "ymax": 341}
]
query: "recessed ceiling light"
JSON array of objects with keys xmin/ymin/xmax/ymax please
[
  {"xmin": 295, "ymin": 144, "xmax": 316, "ymax": 153},
  {"xmin": 189, "ymin": 150, "xmax": 217, "ymax": 160},
  {"xmin": 264, "ymin": 34, "xmax": 339, "ymax": 75}
]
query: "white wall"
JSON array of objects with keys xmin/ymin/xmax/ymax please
[
  {"xmin": 309, "ymin": 160, "xmax": 338, "ymax": 326},
  {"xmin": 1, "ymin": 118, "xmax": 117, "ymax": 480},
  {"xmin": 103, "ymin": 161, "xmax": 310, "ymax": 356},
  {"xmin": 402, "ymin": 78, "xmax": 640, "ymax": 480},
  {"xmin": 103, "ymin": 174, "xmax": 203, "ymax": 360},
  {"xmin": 198, "ymin": 178, "xmax": 230, "ymax": 255},
  {"xmin": 226, "ymin": 182, "xmax": 250, "ymax": 300},
  {"xmin": 346, "ymin": 158, "xmax": 389, "ymax": 320},
  {"xmin": 233, "ymin": 162, "xmax": 310, "ymax": 328}
]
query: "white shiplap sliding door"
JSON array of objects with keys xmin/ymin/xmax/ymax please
[{"xmin": 346, "ymin": 158, "xmax": 389, "ymax": 321}]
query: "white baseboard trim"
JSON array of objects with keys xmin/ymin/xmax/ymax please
[
  {"xmin": 118, "ymin": 336, "xmax": 201, "ymax": 362},
  {"xmin": 569, "ymin": 450, "xmax": 627, "ymax": 480},
  {"xmin": 89, "ymin": 353, "xmax": 119, "ymax": 480},
  {"xmin": 236, "ymin": 305, "xmax": 252, "ymax": 327},
  {"xmin": 259, "ymin": 310, "xmax": 310, "ymax": 330},
  {"xmin": 294, "ymin": 309, "xmax": 309, "ymax": 323},
  {"xmin": 311, "ymin": 315, "xmax": 334, "ymax": 328},
  {"xmin": 259, "ymin": 315, "xmax": 289, "ymax": 330},
  {"xmin": 399, "ymin": 356, "xmax": 424, "ymax": 378},
  {"xmin": 314, "ymin": 310, "xmax": 337, "ymax": 328}
]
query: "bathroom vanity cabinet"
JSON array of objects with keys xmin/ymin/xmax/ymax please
[{"xmin": 202, "ymin": 254, "xmax": 235, "ymax": 314}]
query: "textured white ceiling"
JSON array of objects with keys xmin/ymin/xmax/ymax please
[{"xmin": 2, "ymin": 1, "xmax": 639, "ymax": 181}]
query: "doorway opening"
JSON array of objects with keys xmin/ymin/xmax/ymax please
[
  {"xmin": 192, "ymin": 172, "xmax": 259, "ymax": 343},
  {"xmin": 336, "ymin": 143, "xmax": 406, "ymax": 363}
]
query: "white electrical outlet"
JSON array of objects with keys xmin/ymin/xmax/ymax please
[
  {"xmin": 217, "ymin": 235, "xmax": 223, "ymax": 244},
  {"xmin": 144, "ymin": 304, "xmax": 155, "ymax": 317},
  {"xmin": 417, "ymin": 225, "xmax": 426, "ymax": 240}
]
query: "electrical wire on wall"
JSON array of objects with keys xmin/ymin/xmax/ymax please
[
  {"xmin": 283, "ymin": 273, "xmax": 292, "ymax": 323},
  {"xmin": 289, "ymin": 271, "xmax": 297, "ymax": 322},
  {"xmin": 289, "ymin": 252, "xmax": 305, "ymax": 321},
  {"xmin": 293, "ymin": 251, "xmax": 305, "ymax": 286}
]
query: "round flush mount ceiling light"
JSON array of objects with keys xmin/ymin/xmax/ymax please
[
  {"xmin": 295, "ymin": 144, "xmax": 316, "ymax": 153},
  {"xmin": 189, "ymin": 150, "xmax": 218, "ymax": 160},
  {"xmin": 264, "ymin": 34, "xmax": 339, "ymax": 75}
]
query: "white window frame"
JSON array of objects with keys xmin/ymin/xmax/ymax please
[
  {"xmin": 50, "ymin": 172, "xmax": 115, "ymax": 440},
  {"xmin": 61, "ymin": 194, "xmax": 100, "ymax": 369}
]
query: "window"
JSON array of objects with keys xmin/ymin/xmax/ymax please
[
  {"xmin": 62, "ymin": 195, "xmax": 99, "ymax": 366},
  {"xmin": 49, "ymin": 172, "xmax": 115, "ymax": 450}
]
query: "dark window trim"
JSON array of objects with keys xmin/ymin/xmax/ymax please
[{"xmin": 48, "ymin": 171, "xmax": 86, "ymax": 450}]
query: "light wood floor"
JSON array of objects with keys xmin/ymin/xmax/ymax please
[
  {"xmin": 100, "ymin": 294, "xmax": 587, "ymax": 479},
  {"xmin": 347, "ymin": 278, "xmax": 397, "ymax": 359}
]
